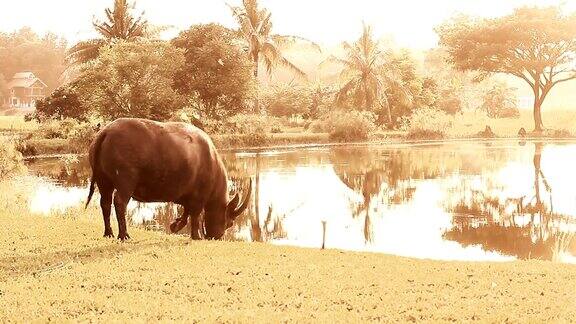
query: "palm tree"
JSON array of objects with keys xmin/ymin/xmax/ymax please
[
  {"xmin": 324, "ymin": 24, "xmax": 410, "ymax": 125},
  {"xmin": 66, "ymin": 0, "xmax": 147, "ymax": 66},
  {"xmin": 228, "ymin": 0, "xmax": 319, "ymax": 113}
]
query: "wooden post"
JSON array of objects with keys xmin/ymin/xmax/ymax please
[{"xmin": 321, "ymin": 221, "xmax": 327, "ymax": 250}]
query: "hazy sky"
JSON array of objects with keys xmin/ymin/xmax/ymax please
[{"xmin": 1, "ymin": 0, "xmax": 575, "ymax": 48}]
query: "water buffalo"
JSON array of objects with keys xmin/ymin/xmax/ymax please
[{"xmin": 85, "ymin": 118, "xmax": 251, "ymax": 240}]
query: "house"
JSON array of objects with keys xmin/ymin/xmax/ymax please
[{"xmin": 3, "ymin": 72, "xmax": 48, "ymax": 109}]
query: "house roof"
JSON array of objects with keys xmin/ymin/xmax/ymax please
[{"xmin": 7, "ymin": 72, "xmax": 48, "ymax": 89}]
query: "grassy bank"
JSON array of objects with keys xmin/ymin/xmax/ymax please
[
  {"xmin": 5, "ymin": 110, "xmax": 576, "ymax": 158},
  {"xmin": 1, "ymin": 178, "xmax": 576, "ymax": 322}
]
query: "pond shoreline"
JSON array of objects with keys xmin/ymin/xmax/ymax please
[{"xmin": 22, "ymin": 136, "xmax": 576, "ymax": 160}]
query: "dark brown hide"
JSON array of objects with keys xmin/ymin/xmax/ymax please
[{"xmin": 86, "ymin": 118, "xmax": 251, "ymax": 240}]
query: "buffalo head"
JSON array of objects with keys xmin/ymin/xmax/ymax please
[
  {"xmin": 171, "ymin": 179, "xmax": 252, "ymax": 239},
  {"xmin": 205, "ymin": 179, "xmax": 252, "ymax": 239}
]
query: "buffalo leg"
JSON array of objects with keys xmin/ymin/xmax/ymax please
[
  {"xmin": 99, "ymin": 185, "xmax": 114, "ymax": 238},
  {"xmin": 188, "ymin": 205, "xmax": 204, "ymax": 240},
  {"xmin": 169, "ymin": 207, "xmax": 189, "ymax": 234},
  {"xmin": 113, "ymin": 190, "xmax": 132, "ymax": 241}
]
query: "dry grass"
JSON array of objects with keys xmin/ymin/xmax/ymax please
[
  {"xmin": 1, "ymin": 177, "xmax": 576, "ymax": 322},
  {"xmin": 0, "ymin": 116, "xmax": 38, "ymax": 132},
  {"xmin": 448, "ymin": 109, "xmax": 576, "ymax": 138}
]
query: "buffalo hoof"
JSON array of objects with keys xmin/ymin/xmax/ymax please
[
  {"xmin": 103, "ymin": 232, "xmax": 114, "ymax": 238},
  {"xmin": 117, "ymin": 233, "xmax": 131, "ymax": 241}
]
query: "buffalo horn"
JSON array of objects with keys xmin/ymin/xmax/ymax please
[{"xmin": 228, "ymin": 179, "xmax": 252, "ymax": 219}]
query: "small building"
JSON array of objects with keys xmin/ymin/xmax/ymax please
[{"xmin": 3, "ymin": 72, "xmax": 48, "ymax": 109}]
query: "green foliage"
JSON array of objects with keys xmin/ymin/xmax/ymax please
[
  {"xmin": 17, "ymin": 119, "xmax": 99, "ymax": 156},
  {"xmin": 481, "ymin": 83, "xmax": 520, "ymax": 118},
  {"xmin": 405, "ymin": 109, "xmax": 453, "ymax": 139},
  {"xmin": 34, "ymin": 82, "xmax": 89, "ymax": 121},
  {"xmin": 66, "ymin": 0, "xmax": 148, "ymax": 66},
  {"xmin": 79, "ymin": 40, "xmax": 185, "ymax": 121},
  {"xmin": 0, "ymin": 28, "xmax": 67, "ymax": 92},
  {"xmin": 28, "ymin": 118, "xmax": 77, "ymax": 140},
  {"xmin": 68, "ymin": 122, "xmax": 99, "ymax": 153},
  {"xmin": 227, "ymin": 114, "xmax": 281, "ymax": 134},
  {"xmin": 0, "ymin": 137, "xmax": 26, "ymax": 179},
  {"xmin": 310, "ymin": 111, "xmax": 376, "ymax": 141},
  {"xmin": 172, "ymin": 24, "xmax": 255, "ymax": 119},
  {"xmin": 261, "ymin": 84, "xmax": 312, "ymax": 117}
]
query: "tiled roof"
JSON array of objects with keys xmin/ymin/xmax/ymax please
[{"xmin": 7, "ymin": 72, "xmax": 47, "ymax": 89}]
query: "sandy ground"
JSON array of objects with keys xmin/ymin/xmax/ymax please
[{"xmin": 1, "ymin": 211, "xmax": 576, "ymax": 322}]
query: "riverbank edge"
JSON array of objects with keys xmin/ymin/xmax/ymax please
[{"xmin": 20, "ymin": 135, "xmax": 576, "ymax": 160}]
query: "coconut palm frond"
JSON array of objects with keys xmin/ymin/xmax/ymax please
[
  {"xmin": 261, "ymin": 42, "xmax": 306, "ymax": 79},
  {"xmin": 229, "ymin": 0, "xmax": 308, "ymax": 80},
  {"xmin": 273, "ymin": 35, "xmax": 322, "ymax": 52},
  {"xmin": 65, "ymin": 39, "xmax": 107, "ymax": 66},
  {"xmin": 66, "ymin": 0, "xmax": 148, "ymax": 67},
  {"xmin": 319, "ymin": 55, "xmax": 352, "ymax": 69}
]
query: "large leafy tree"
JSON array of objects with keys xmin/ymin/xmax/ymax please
[
  {"xmin": 172, "ymin": 24, "xmax": 255, "ymax": 119},
  {"xmin": 437, "ymin": 7, "xmax": 576, "ymax": 132},
  {"xmin": 79, "ymin": 40, "xmax": 185, "ymax": 121},
  {"xmin": 325, "ymin": 24, "xmax": 410, "ymax": 125},
  {"xmin": 66, "ymin": 0, "xmax": 148, "ymax": 66}
]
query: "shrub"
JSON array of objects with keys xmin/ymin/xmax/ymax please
[
  {"xmin": 227, "ymin": 114, "xmax": 282, "ymax": 134},
  {"xmin": 310, "ymin": 111, "xmax": 376, "ymax": 142},
  {"xmin": 481, "ymin": 83, "xmax": 520, "ymax": 118},
  {"xmin": 68, "ymin": 122, "xmax": 99, "ymax": 154},
  {"xmin": 17, "ymin": 138, "xmax": 69, "ymax": 156},
  {"xmin": 0, "ymin": 137, "xmax": 26, "ymax": 179},
  {"xmin": 34, "ymin": 82, "xmax": 89, "ymax": 121},
  {"xmin": 406, "ymin": 108, "xmax": 453, "ymax": 139},
  {"xmin": 261, "ymin": 84, "xmax": 312, "ymax": 117}
]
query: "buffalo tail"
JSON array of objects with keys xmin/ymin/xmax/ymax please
[{"xmin": 85, "ymin": 132, "xmax": 107, "ymax": 209}]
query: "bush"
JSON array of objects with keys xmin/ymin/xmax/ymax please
[
  {"xmin": 36, "ymin": 119, "xmax": 77, "ymax": 139},
  {"xmin": 212, "ymin": 133, "xmax": 270, "ymax": 148},
  {"xmin": 261, "ymin": 84, "xmax": 312, "ymax": 117},
  {"xmin": 17, "ymin": 138, "xmax": 69, "ymax": 156},
  {"xmin": 0, "ymin": 137, "xmax": 26, "ymax": 179},
  {"xmin": 68, "ymin": 122, "xmax": 99, "ymax": 154},
  {"xmin": 34, "ymin": 82, "xmax": 89, "ymax": 121},
  {"xmin": 227, "ymin": 114, "xmax": 282, "ymax": 134},
  {"xmin": 310, "ymin": 111, "xmax": 376, "ymax": 142},
  {"xmin": 17, "ymin": 119, "xmax": 100, "ymax": 156},
  {"xmin": 405, "ymin": 109, "xmax": 453, "ymax": 139},
  {"xmin": 481, "ymin": 83, "xmax": 519, "ymax": 118}
]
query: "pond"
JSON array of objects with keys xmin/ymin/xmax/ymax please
[{"xmin": 25, "ymin": 140, "xmax": 576, "ymax": 263}]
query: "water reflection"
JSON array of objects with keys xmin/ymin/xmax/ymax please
[
  {"xmin": 444, "ymin": 143, "xmax": 576, "ymax": 262},
  {"xmin": 25, "ymin": 141, "xmax": 576, "ymax": 263}
]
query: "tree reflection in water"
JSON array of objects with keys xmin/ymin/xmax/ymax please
[
  {"xmin": 25, "ymin": 142, "xmax": 576, "ymax": 262},
  {"xmin": 330, "ymin": 148, "xmax": 417, "ymax": 243},
  {"xmin": 444, "ymin": 143, "xmax": 576, "ymax": 261}
]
